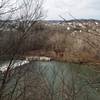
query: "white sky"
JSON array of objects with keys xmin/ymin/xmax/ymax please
[{"xmin": 44, "ymin": 0, "xmax": 100, "ymax": 20}]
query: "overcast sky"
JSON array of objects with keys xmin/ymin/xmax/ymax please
[{"xmin": 44, "ymin": 0, "xmax": 100, "ymax": 20}]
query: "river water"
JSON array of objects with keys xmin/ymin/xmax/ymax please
[
  {"xmin": 33, "ymin": 61, "xmax": 100, "ymax": 100},
  {"xmin": 0, "ymin": 60, "xmax": 100, "ymax": 100}
]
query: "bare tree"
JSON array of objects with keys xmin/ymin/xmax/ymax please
[{"xmin": 0, "ymin": 0, "xmax": 44, "ymax": 99}]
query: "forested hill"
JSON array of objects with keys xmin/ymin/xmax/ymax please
[{"xmin": 0, "ymin": 19, "xmax": 100, "ymax": 64}]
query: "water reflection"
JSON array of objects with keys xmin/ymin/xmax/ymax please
[
  {"xmin": 0, "ymin": 60, "xmax": 100, "ymax": 100},
  {"xmin": 33, "ymin": 61, "xmax": 100, "ymax": 100}
]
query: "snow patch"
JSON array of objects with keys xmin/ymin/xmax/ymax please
[{"xmin": 0, "ymin": 60, "xmax": 29, "ymax": 72}]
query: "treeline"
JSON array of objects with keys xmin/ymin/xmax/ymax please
[
  {"xmin": 0, "ymin": 20, "xmax": 100, "ymax": 61},
  {"xmin": 0, "ymin": 22, "xmax": 48, "ymax": 55}
]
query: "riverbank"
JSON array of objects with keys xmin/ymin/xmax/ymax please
[
  {"xmin": 17, "ymin": 50, "xmax": 100, "ymax": 66},
  {"xmin": 0, "ymin": 51, "xmax": 100, "ymax": 66}
]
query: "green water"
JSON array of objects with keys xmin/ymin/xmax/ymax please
[
  {"xmin": 0, "ymin": 60, "xmax": 100, "ymax": 100},
  {"xmin": 33, "ymin": 61, "xmax": 100, "ymax": 100}
]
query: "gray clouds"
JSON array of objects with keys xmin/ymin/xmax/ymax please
[{"xmin": 44, "ymin": 0, "xmax": 100, "ymax": 20}]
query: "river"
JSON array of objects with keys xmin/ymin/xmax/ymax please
[{"xmin": 0, "ymin": 60, "xmax": 100, "ymax": 100}]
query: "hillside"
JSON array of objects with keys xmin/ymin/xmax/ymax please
[{"xmin": 0, "ymin": 20, "xmax": 100, "ymax": 64}]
